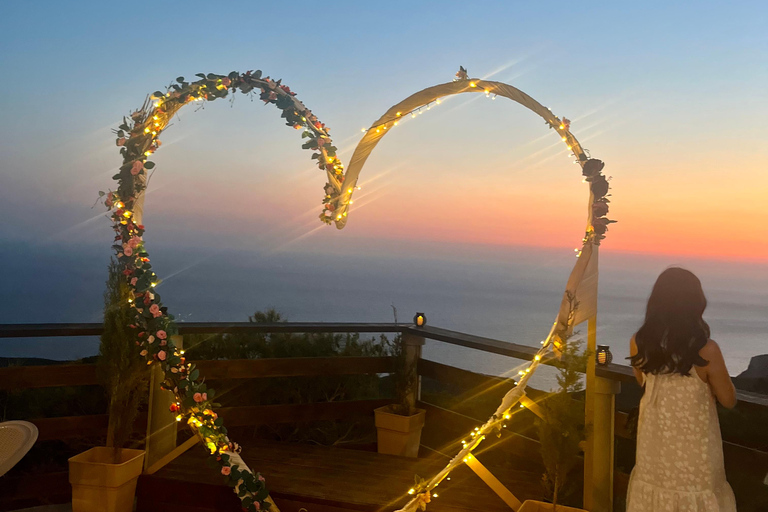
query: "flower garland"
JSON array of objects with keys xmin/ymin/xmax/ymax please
[
  {"xmin": 102, "ymin": 70, "xmax": 344, "ymax": 512},
  {"xmin": 542, "ymin": 117, "xmax": 615, "ymax": 246}
]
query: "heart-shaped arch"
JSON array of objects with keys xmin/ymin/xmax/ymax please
[{"xmin": 104, "ymin": 71, "xmax": 614, "ymax": 512}]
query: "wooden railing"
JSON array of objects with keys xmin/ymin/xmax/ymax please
[{"xmin": 2, "ymin": 322, "xmax": 767, "ymax": 511}]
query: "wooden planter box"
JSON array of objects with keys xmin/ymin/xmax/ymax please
[
  {"xmin": 69, "ymin": 447, "xmax": 145, "ymax": 512},
  {"xmin": 374, "ymin": 405, "xmax": 426, "ymax": 458},
  {"xmin": 518, "ymin": 499, "xmax": 587, "ymax": 512}
]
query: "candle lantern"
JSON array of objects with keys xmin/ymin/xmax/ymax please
[
  {"xmin": 413, "ymin": 313, "xmax": 427, "ymax": 328},
  {"xmin": 596, "ymin": 345, "xmax": 613, "ymax": 365}
]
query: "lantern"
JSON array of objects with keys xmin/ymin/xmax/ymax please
[
  {"xmin": 413, "ymin": 313, "xmax": 426, "ymax": 327},
  {"xmin": 596, "ymin": 345, "xmax": 613, "ymax": 365}
]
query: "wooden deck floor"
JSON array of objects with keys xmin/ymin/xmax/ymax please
[{"xmin": 136, "ymin": 440, "xmax": 544, "ymax": 512}]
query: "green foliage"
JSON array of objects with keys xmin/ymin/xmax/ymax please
[
  {"xmin": 98, "ymin": 259, "xmax": 149, "ymax": 460},
  {"xmin": 185, "ymin": 309, "xmax": 390, "ymax": 445},
  {"xmin": 385, "ymin": 332, "xmax": 418, "ymax": 416},
  {"xmin": 537, "ymin": 337, "xmax": 590, "ymax": 509}
]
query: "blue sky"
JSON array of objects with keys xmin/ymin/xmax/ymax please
[{"xmin": 1, "ymin": 1, "xmax": 766, "ymax": 259}]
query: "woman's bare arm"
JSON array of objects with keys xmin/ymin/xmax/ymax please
[
  {"xmin": 629, "ymin": 336, "xmax": 644, "ymax": 386},
  {"xmin": 700, "ymin": 340, "xmax": 737, "ymax": 409}
]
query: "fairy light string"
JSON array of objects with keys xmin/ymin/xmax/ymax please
[{"xmin": 102, "ymin": 70, "xmax": 345, "ymax": 512}]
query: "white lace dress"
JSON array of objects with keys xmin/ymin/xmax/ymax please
[{"xmin": 626, "ymin": 372, "xmax": 737, "ymax": 512}]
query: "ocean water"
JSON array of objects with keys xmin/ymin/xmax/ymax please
[{"xmin": 1, "ymin": 238, "xmax": 766, "ymax": 390}]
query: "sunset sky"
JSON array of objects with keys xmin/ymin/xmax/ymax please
[{"xmin": 1, "ymin": 1, "xmax": 766, "ymax": 263}]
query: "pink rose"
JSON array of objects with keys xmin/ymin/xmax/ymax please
[
  {"xmin": 268, "ymin": 91, "xmax": 277, "ymax": 101},
  {"xmin": 140, "ymin": 349, "xmax": 148, "ymax": 356},
  {"xmin": 131, "ymin": 161, "xmax": 144, "ymax": 175},
  {"xmin": 149, "ymin": 304, "xmax": 162, "ymax": 318},
  {"xmin": 193, "ymin": 392, "xmax": 203, "ymax": 402},
  {"xmin": 221, "ymin": 77, "xmax": 231, "ymax": 87},
  {"xmin": 254, "ymin": 502, "xmax": 260, "ymax": 510},
  {"xmin": 160, "ymin": 339, "xmax": 167, "ymax": 346},
  {"xmin": 157, "ymin": 330, "xmax": 167, "ymax": 339},
  {"xmin": 129, "ymin": 236, "xmax": 141, "ymax": 248},
  {"xmin": 116, "ymin": 137, "xmax": 126, "ymax": 146},
  {"xmin": 157, "ymin": 350, "xmax": 167, "ymax": 361},
  {"xmin": 258, "ymin": 474, "xmax": 265, "ymax": 482},
  {"xmin": 316, "ymin": 137, "xmax": 326, "ymax": 146},
  {"xmin": 221, "ymin": 466, "xmax": 231, "ymax": 476},
  {"xmin": 123, "ymin": 246, "xmax": 133, "ymax": 257},
  {"xmin": 130, "ymin": 277, "xmax": 138, "ymax": 286}
]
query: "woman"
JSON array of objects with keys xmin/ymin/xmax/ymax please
[{"xmin": 626, "ymin": 267, "xmax": 737, "ymax": 512}]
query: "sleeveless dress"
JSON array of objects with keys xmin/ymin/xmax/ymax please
[{"xmin": 626, "ymin": 372, "xmax": 737, "ymax": 512}]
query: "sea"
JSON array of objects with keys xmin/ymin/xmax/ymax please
[{"xmin": 1, "ymin": 238, "xmax": 766, "ymax": 391}]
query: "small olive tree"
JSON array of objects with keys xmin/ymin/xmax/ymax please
[
  {"xmin": 537, "ymin": 337, "xmax": 590, "ymax": 509},
  {"xmin": 98, "ymin": 259, "xmax": 150, "ymax": 462}
]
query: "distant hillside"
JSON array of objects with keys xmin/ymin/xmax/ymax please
[
  {"xmin": 0, "ymin": 355, "xmax": 98, "ymax": 367},
  {"xmin": 734, "ymin": 354, "xmax": 768, "ymax": 395}
]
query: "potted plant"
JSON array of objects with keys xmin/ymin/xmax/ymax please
[
  {"xmin": 69, "ymin": 260, "xmax": 150, "ymax": 512},
  {"xmin": 520, "ymin": 337, "xmax": 589, "ymax": 512},
  {"xmin": 374, "ymin": 312, "xmax": 426, "ymax": 458}
]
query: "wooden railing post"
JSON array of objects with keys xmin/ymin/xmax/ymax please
[
  {"xmin": 584, "ymin": 316, "xmax": 620, "ymax": 512},
  {"xmin": 143, "ymin": 334, "xmax": 182, "ymax": 471},
  {"xmin": 402, "ymin": 331, "xmax": 425, "ymax": 410}
]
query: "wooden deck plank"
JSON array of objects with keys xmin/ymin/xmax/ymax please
[{"xmin": 140, "ymin": 439, "xmax": 543, "ymax": 512}]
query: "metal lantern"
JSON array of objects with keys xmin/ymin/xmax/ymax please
[
  {"xmin": 596, "ymin": 345, "xmax": 613, "ymax": 365},
  {"xmin": 413, "ymin": 312, "xmax": 427, "ymax": 328}
]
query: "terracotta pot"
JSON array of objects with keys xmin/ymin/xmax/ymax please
[
  {"xmin": 374, "ymin": 405, "xmax": 426, "ymax": 458},
  {"xmin": 518, "ymin": 499, "xmax": 587, "ymax": 512},
  {"xmin": 69, "ymin": 447, "xmax": 145, "ymax": 512}
]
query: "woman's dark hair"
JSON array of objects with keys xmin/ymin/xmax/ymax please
[{"xmin": 630, "ymin": 267, "xmax": 710, "ymax": 375}]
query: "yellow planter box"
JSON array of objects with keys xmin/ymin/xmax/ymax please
[
  {"xmin": 69, "ymin": 447, "xmax": 145, "ymax": 512},
  {"xmin": 374, "ymin": 405, "xmax": 426, "ymax": 458}
]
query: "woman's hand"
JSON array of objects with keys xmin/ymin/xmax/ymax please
[{"xmin": 629, "ymin": 336, "xmax": 645, "ymax": 386}]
